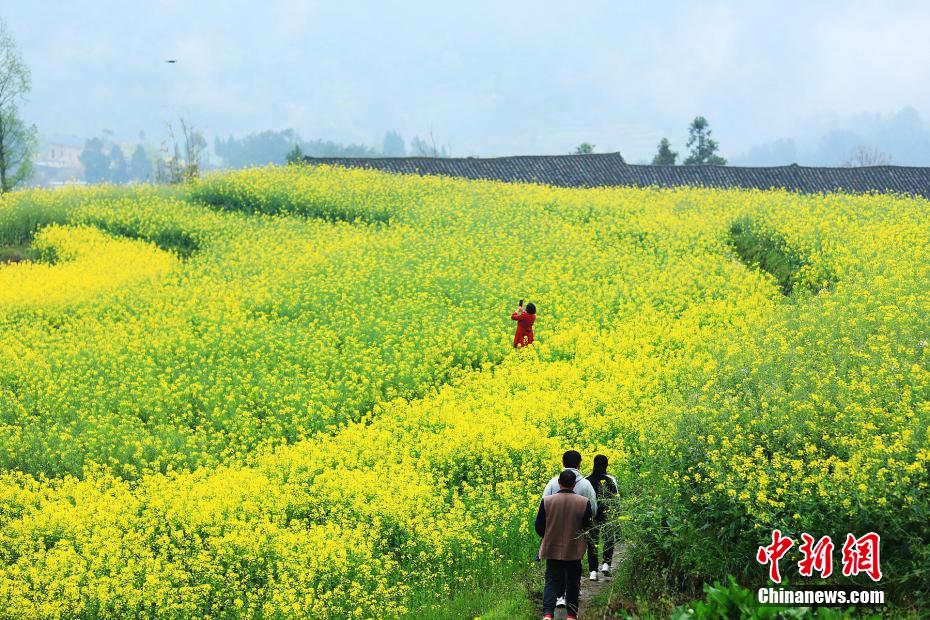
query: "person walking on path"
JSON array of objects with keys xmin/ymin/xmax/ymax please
[
  {"xmin": 586, "ymin": 454, "xmax": 618, "ymax": 581},
  {"xmin": 541, "ymin": 450, "xmax": 598, "ymax": 610},
  {"xmin": 536, "ymin": 470, "xmax": 594, "ymax": 620},
  {"xmin": 542, "ymin": 450, "xmax": 598, "ymax": 514},
  {"xmin": 511, "ymin": 301, "xmax": 536, "ymax": 348}
]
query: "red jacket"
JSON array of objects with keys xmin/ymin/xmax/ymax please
[{"xmin": 511, "ymin": 310, "xmax": 536, "ymax": 347}]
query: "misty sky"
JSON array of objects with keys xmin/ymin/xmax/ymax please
[{"xmin": 6, "ymin": 1, "xmax": 930, "ymax": 163}]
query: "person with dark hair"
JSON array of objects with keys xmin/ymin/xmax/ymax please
[
  {"xmin": 511, "ymin": 301, "xmax": 536, "ymax": 348},
  {"xmin": 542, "ymin": 451, "xmax": 597, "ymax": 514},
  {"xmin": 541, "ymin": 450, "xmax": 597, "ymax": 610},
  {"xmin": 535, "ymin": 470, "xmax": 594, "ymax": 620},
  {"xmin": 586, "ymin": 454, "xmax": 618, "ymax": 581}
]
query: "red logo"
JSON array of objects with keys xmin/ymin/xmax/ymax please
[
  {"xmin": 841, "ymin": 532, "xmax": 883, "ymax": 582},
  {"xmin": 756, "ymin": 529, "xmax": 794, "ymax": 583},
  {"xmin": 758, "ymin": 530, "xmax": 882, "ymax": 583},
  {"xmin": 798, "ymin": 533, "xmax": 834, "ymax": 578}
]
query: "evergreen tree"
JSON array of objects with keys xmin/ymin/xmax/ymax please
[
  {"xmin": 652, "ymin": 137, "xmax": 678, "ymax": 165},
  {"xmin": 382, "ymin": 130, "xmax": 406, "ymax": 156},
  {"xmin": 109, "ymin": 146, "xmax": 129, "ymax": 183},
  {"xmin": 80, "ymin": 138, "xmax": 110, "ymax": 183},
  {"xmin": 285, "ymin": 143, "xmax": 304, "ymax": 165},
  {"xmin": 130, "ymin": 144, "xmax": 152, "ymax": 182},
  {"xmin": 574, "ymin": 142, "xmax": 595, "ymax": 154},
  {"xmin": 683, "ymin": 116, "xmax": 726, "ymax": 165}
]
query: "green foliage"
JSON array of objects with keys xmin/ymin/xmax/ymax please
[
  {"xmin": 285, "ymin": 143, "xmax": 304, "ymax": 165},
  {"xmin": 728, "ymin": 216, "xmax": 837, "ymax": 295},
  {"xmin": 189, "ymin": 165, "xmax": 399, "ymax": 222},
  {"xmin": 684, "ymin": 116, "xmax": 727, "ymax": 165},
  {"xmin": 157, "ymin": 119, "xmax": 207, "ymax": 184},
  {"xmin": 383, "ymin": 129, "xmax": 406, "ymax": 156},
  {"xmin": 0, "ymin": 19, "xmax": 37, "ymax": 193},
  {"xmin": 129, "ymin": 144, "xmax": 152, "ymax": 182},
  {"xmin": 80, "ymin": 137, "xmax": 110, "ymax": 183},
  {"xmin": 215, "ymin": 129, "xmax": 381, "ymax": 168},
  {"xmin": 0, "ymin": 240, "xmax": 37, "ymax": 263},
  {"xmin": 109, "ymin": 146, "xmax": 129, "ymax": 184},
  {"xmin": 653, "ymin": 137, "xmax": 679, "ymax": 165},
  {"xmin": 405, "ymin": 569, "xmax": 536, "ymax": 619},
  {"xmin": 0, "ymin": 109, "xmax": 36, "ymax": 192},
  {"xmin": 80, "ymin": 139, "xmax": 151, "ymax": 185},
  {"xmin": 575, "ymin": 142, "xmax": 596, "ymax": 154}
]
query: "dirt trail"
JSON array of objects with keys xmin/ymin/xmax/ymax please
[{"xmin": 553, "ymin": 544, "xmax": 627, "ymax": 620}]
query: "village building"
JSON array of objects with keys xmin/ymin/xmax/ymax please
[{"xmin": 33, "ymin": 139, "xmax": 85, "ymax": 186}]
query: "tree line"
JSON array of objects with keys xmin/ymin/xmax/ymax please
[
  {"xmin": 221, "ymin": 128, "xmax": 449, "ymax": 169},
  {"xmin": 80, "ymin": 136, "xmax": 154, "ymax": 184},
  {"xmin": 652, "ymin": 116, "xmax": 727, "ymax": 165},
  {"xmin": 0, "ymin": 19, "xmax": 37, "ymax": 193},
  {"xmin": 575, "ymin": 116, "xmax": 727, "ymax": 165},
  {"xmin": 79, "ymin": 125, "xmax": 447, "ymax": 184},
  {"xmin": 78, "ymin": 118, "xmax": 208, "ymax": 185}
]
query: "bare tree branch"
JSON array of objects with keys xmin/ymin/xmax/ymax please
[{"xmin": 840, "ymin": 145, "xmax": 891, "ymax": 167}]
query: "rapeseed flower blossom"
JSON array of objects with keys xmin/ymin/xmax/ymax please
[{"xmin": 0, "ymin": 167, "xmax": 926, "ymax": 616}]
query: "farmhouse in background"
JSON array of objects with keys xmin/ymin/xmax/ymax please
[
  {"xmin": 303, "ymin": 152, "xmax": 930, "ymax": 198},
  {"xmin": 40, "ymin": 143, "xmax": 82, "ymax": 168},
  {"xmin": 34, "ymin": 139, "xmax": 85, "ymax": 187}
]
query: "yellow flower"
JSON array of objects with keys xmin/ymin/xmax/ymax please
[{"xmin": 0, "ymin": 166, "xmax": 927, "ymax": 616}]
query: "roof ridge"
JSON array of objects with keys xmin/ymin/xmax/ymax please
[{"xmin": 301, "ymin": 154, "xmax": 930, "ymax": 197}]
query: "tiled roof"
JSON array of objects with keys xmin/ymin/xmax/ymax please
[{"xmin": 303, "ymin": 152, "xmax": 930, "ymax": 197}]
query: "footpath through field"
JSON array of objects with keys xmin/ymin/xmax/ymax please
[{"xmin": 548, "ymin": 544, "xmax": 627, "ymax": 620}]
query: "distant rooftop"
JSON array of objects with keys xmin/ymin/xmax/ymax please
[{"xmin": 303, "ymin": 152, "xmax": 930, "ymax": 198}]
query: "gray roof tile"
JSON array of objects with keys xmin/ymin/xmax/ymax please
[{"xmin": 303, "ymin": 153, "xmax": 930, "ymax": 197}]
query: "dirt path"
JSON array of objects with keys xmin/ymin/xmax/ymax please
[{"xmin": 553, "ymin": 544, "xmax": 627, "ymax": 619}]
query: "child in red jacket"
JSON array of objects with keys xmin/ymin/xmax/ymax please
[{"xmin": 511, "ymin": 302, "xmax": 536, "ymax": 347}]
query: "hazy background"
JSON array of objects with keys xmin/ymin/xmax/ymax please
[{"xmin": 6, "ymin": 0, "xmax": 930, "ymax": 164}]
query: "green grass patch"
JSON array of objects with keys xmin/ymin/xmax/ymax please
[
  {"xmin": 403, "ymin": 564, "xmax": 539, "ymax": 619},
  {"xmin": 0, "ymin": 240, "xmax": 38, "ymax": 264},
  {"xmin": 728, "ymin": 216, "xmax": 836, "ymax": 295}
]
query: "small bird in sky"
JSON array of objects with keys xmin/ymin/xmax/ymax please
[{"xmin": 165, "ymin": 59, "xmax": 177, "ymax": 64}]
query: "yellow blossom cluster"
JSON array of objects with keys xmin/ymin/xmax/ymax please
[{"xmin": 0, "ymin": 224, "xmax": 175, "ymax": 312}]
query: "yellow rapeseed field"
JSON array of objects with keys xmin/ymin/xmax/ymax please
[{"xmin": 0, "ymin": 165, "xmax": 926, "ymax": 617}]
